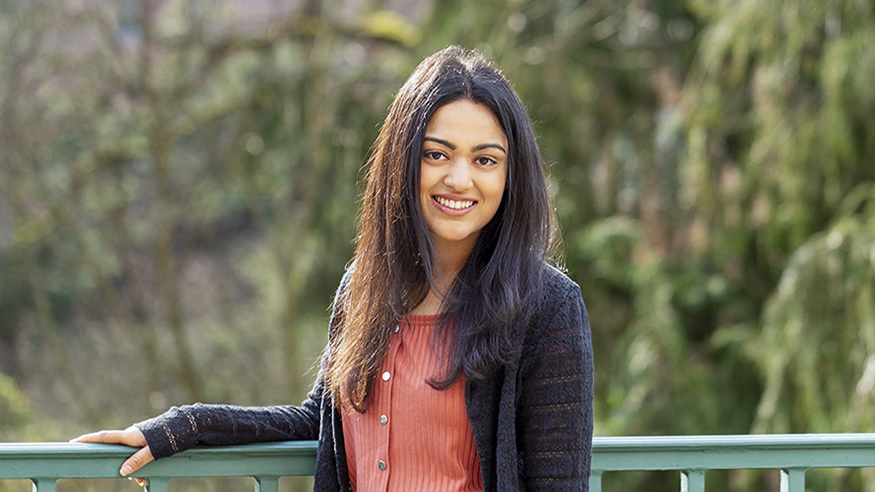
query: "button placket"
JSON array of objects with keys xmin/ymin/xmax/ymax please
[{"xmin": 374, "ymin": 322, "xmax": 402, "ymax": 489}]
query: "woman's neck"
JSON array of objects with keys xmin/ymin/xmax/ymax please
[
  {"xmin": 432, "ymin": 232, "xmax": 478, "ymax": 270},
  {"xmin": 409, "ymin": 244, "xmax": 470, "ymax": 316}
]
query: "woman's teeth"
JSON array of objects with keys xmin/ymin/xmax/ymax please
[{"xmin": 435, "ymin": 196, "xmax": 474, "ymax": 210}]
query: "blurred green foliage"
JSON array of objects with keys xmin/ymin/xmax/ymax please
[{"xmin": 1, "ymin": 0, "xmax": 874, "ymax": 490}]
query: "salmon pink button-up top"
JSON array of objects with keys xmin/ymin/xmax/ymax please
[{"xmin": 341, "ymin": 314, "xmax": 483, "ymax": 492}]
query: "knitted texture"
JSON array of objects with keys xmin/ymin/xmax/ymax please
[{"xmin": 136, "ymin": 263, "xmax": 593, "ymax": 491}]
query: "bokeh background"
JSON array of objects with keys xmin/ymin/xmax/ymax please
[{"xmin": 1, "ymin": 0, "xmax": 874, "ymax": 490}]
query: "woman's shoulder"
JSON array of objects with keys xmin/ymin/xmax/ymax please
[
  {"xmin": 516, "ymin": 262, "xmax": 589, "ymax": 366},
  {"xmin": 537, "ymin": 261, "xmax": 582, "ymax": 302},
  {"xmin": 523, "ymin": 262, "xmax": 586, "ymax": 333},
  {"xmin": 523, "ymin": 262, "xmax": 583, "ymax": 335},
  {"xmin": 329, "ymin": 261, "xmax": 356, "ymax": 305}
]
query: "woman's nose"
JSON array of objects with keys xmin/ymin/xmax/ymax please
[{"xmin": 443, "ymin": 158, "xmax": 472, "ymax": 190}]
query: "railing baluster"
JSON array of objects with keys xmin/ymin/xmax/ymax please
[
  {"xmin": 255, "ymin": 475, "xmax": 279, "ymax": 492},
  {"xmin": 31, "ymin": 478, "xmax": 56, "ymax": 492},
  {"xmin": 780, "ymin": 468, "xmax": 805, "ymax": 492},
  {"xmin": 588, "ymin": 471, "xmax": 603, "ymax": 492},
  {"xmin": 681, "ymin": 469, "xmax": 705, "ymax": 492},
  {"xmin": 144, "ymin": 477, "xmax": 169, "ymax": 492}
]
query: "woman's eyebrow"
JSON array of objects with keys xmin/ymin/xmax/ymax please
[
  {"xmin": 472, "ymin": 143, "xmax": 506, "ymax": 154},
  {"xmin": 424, "ymin": 137, "xmax": 506, "ymax": 154},
  {"xmin": 424, "ymin": 136, "xmax": 455, "ymax": 149}
]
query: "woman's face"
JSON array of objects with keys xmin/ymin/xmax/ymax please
[{"xmin": 419, "ymin": 99, "xmax": 508, "ymax": 258}]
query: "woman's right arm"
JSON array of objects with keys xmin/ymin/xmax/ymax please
[
  {"xmin": 139, "ymin": 379, "xmax": 323, "ymax": 458},
  {"xmin": 73, "ymin": 266, "xmax": 352, "ymax": 479},
  {"xmin": 71, "ymin": 374, "xmax": 325, "ymax": 478}
]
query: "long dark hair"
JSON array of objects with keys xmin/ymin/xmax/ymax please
[{"xmin": 326, "ymin": 46, "xmax": 560, "ymax": 411}]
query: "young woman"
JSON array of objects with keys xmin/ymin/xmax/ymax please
[{"xmin": 74, "ymin": 46, "xmax": 594, "ymax": 492}]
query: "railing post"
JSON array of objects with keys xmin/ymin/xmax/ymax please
[
  {"xmin": 780, "ymin": 468, "xmax": 805, "ymax": 492},
  {"xmin": 589, "ymin": 471, "xmax": 602, "ymax": 492},
  {"xmin": 681, "ymin": 469, "xmax": 705, "ymax": 492},
  {"xmin": 31, "ymin": 478, "xmax": 56, "ymax": 492},
  {"xmin": 144, "ymin": 477, "xmax": 169, "ymax": 492},
  {"xmin": 255, "ymin": 475, "xmax": 280, "ymax": 492}
]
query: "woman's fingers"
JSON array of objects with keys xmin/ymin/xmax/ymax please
[
  {"xmin": 120, "ymin": 445, "xmax": 154, "ymax": 477},
  {"xmin": 71, "ymin": 426, "xmax": 147, "ymax": 447},
  {"xmin": 70, "ymin": 426, "xmax": 152, "ymax": 478},
  {"xmin": 70, "ymin": 430, "xmax": 125, "ymax": 445}
]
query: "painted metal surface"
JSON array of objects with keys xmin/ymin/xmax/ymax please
[
  {"xmin": 588, "ymin": 434, "xmax": 875, "ymax": 491},
  {"xmin": 3, "ymin": 434, "xmax": 875, "ymax": 491},
  {"xmin": 0, "ymin": 441, "xmax": 317, "ymax": 492}
]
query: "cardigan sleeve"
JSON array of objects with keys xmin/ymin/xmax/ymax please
[
  {"xmin": 517, "ymin": 276, "xmax": 594, "ymax": 491},
  {"xmin": 135, "ymin": 374, "xmax": 324, "ymax": 459},
  {"xmin": 135, "ymin": 268, "xmax": 352, "ymax": 460}
]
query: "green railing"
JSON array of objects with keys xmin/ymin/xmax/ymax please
[
  {"xmin": 3, "ymin": 434, "xmax": 875, "ymax": 491},
  {"xmin": 0, "ymin": 441, "xmax": 316, "ymax": 492},
  {"xmin": 589, "ymin": 434, "xmax": 875, "ymax": 492}
]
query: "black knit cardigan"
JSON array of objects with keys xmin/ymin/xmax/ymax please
[{"xmin": 137, "ymin": 264, "xmax": 594, "ymax": 491}]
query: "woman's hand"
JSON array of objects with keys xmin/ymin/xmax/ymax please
[{"xmin": 71, "ymin": 426, "xmax": 154, "ymax": 484}]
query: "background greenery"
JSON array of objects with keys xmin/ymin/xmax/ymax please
[{"xmin": 1, "ymin": 0, "xmax": 873, "ymax": 490}]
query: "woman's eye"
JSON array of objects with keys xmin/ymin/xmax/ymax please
[
  {"xmin": 424, "ymin": 151, "xmax": 445, "ymax": 160},
  {"xmin": 476, "ymin": 156, "xmax": 497, "ymax": 166}
]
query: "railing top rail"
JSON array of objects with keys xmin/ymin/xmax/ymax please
[
  {"xmin": 5, "ymin": 433, "xmax": 874, "ymax": 456},
  {"xmin": 591, "ymin": 434, "xmax": 875, "ymax": 472},
  {"xmin": 4, "ymin": 434, "xmax": 875, "ymax": 481},
  {"xmin": 0, "ymin": 441, "xmax": 318, "ymax": 458},
  {"xmin": 592, "ymin": 433, "xmax": 875, "ymax": 450},
  {"xmin": 0, "ymin": 442, "xmax": 319, "ymax": 480}
]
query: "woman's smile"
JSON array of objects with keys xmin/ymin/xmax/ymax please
[
  {"xmin": 433, "ymin": 196, "xmax": 475, "ymax": 211},
  {"xmin": 420, "ymin": 99, "xmax": 508, "ymax": 258}
]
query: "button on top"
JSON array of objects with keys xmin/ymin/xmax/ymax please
[
  {"xmin": 378, "ymin": 460, "xmax": 387, "ymax": 471},
  {"xmin": 382, "ymin": 371, "xmax": 391, "ymax": 381},
  {"xmin": 394, "ymin": 324, "xmax": 400, "ymax": 333},
  {"xmin": 380, "ymin": 415, "xmax": 388, "ymax": 425}
]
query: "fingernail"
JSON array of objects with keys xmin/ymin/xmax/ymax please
[{"xmin": 121, "ymin": 466, "xmax": 132, "ymax": 476}]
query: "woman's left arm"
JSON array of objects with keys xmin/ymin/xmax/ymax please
[{"xmin": 518, "ymin": 282, "xmax": 594, "ymax": 491}]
